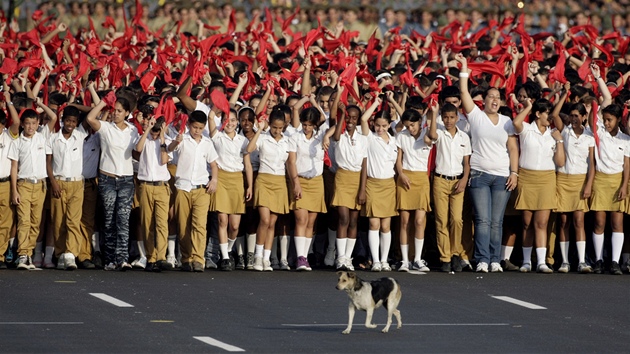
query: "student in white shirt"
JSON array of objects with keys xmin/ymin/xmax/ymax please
[
  {"xmin": 360, "ymin": 98, "xmax": 399, "ymax": 272},
  {"xmin": 46, "ymin": 106, "xmax": 89, "ymax": 271},
  {"xmin": 395, "ymin": 108, "xmax": 432, "ymax": 272},
  {"xmin": 208, "ymin": 106, "xmax": 253, "ymax": 271},
  {"xmin": 85, "ymin": 97, "xmax": 139, "ymax": 271},
  {"xmin": 551, "ymin": 86, "xmax": 595, "ymax": 274},
  {"xmin": 427, "ymin": 103, "xmax": 472, "ymax": 273},
  {"xmin": 512, "ymin": 98, "xmax": 565, "ymax": 274},
  {"xmin": 456, "ymin": 53, "xmax": 519, "ymax": 273}
]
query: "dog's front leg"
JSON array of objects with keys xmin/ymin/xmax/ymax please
[
  {"xmin": 382, "ymin": 307, "xmax": 393, "ymax": 333},
  {"xmin": 342, "ymin": 303, "xmax": 355, "ymax": 334},
  {"xmin": 365, "ymin": 307, "xmax": 377, "ymax": 328}
]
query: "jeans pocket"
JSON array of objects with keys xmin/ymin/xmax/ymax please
[{"xmin": 468, "ymin": 170, "xmax": 483, "ymax": 187}]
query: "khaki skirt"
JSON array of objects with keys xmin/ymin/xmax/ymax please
[
  {"xmin": 210, "ymin": 170, "xmax": 245, "ymax": 214},
  {"xmin": 515, "ymin": 168, "xmax": 557, "ymax": 210},
  {"xmin": 254, "ymin": 173, "xmax": 289, "ymax": 214},
  {"xmin": 555, "ymin": 173, "xmax": 589, "ymax": 212},
  {"xmin": 396, "ymin": 170, "xmax": 432, "ymax": 211},
  {"xmin": 290, "ymin": 175, "xmax": 327, "ymax": 213},
  {"xmin": 331, "ymin": 168, "xmax": 362, "ymax": 210},
  {"xmin": 362, "ymin": 177, "xmax": 398, "ymax": 218},
  {"xmin": 590, "ymin": 171, "xmax": 623, "ymax": 212}
]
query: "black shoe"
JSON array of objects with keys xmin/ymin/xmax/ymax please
[
  {"xmin": 451, "ymin": 256, "xmax": 462, "ymax": 272},
  {"xmin": 159, "ymin": 260, "xmax": 173, "ymax": 271},
  {"xmin": 441, "ymin": 261, "xmax": 452, "ymax": 272},
  {"xmin": 220, "ymin": 258, "xmax": 234, "ymax": 271},
  {"xmin": 235, "ymin": 254, "xmax": 245, "ymax": 270},
  {"xmin": 192, "ymin": 261, "xmax": 204, "ymax": 272},
  {"xmin": 92, "ymin": 252, "xmax": 103, "ymax": 269},
  {"xmin": 501, "ymin": 259, "xmax": 520, "ymax": 271},
  {"xmin": 593, "ymin": 260, "xmax": 603, "ymax": 274},
  {"xmin": 610, "ymin": 261, "xmax": 623, "ymax": 275},
  {"xmin": 0, "ymin": 261, "xmax": 7, "ymax": 270},
  {"xmin": 78, "ymin": 259, "xmax": 96, "ymax": 269},
  {"xmin": 181, "ymin": 262, "xmax": 193, "ymax": 272}
]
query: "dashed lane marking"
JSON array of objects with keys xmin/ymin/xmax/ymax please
[
  {"xmin": 0, "ymin": 322, "xmax": 84, "ymax": 325},
  {"xmin": 491, "ymin": 296, "xmax": 547, "ymax": 309},
  {"xmin": 282, "ymin": 323, "xmax": 509, "ymax": 327},
  {"xmin": 150, "ymin": 320, "xmax": 174, "ymax": 323},
  {"xmin": 193, "ymin": 336, "xmax": 245, "ymax": 352},
  {"xmin": 54, "ymin": 281, "xmax": 76, "ymax": 283},
  {"xmin": 89, "ymin": 293, "xmax": 134, "ymax": 307}
]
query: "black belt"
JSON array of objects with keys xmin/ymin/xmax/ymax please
[
  {"xmin": 0, "ymin": 177, "xmax": 9, "ymax": 183},
  {"xmin": 435, "ymin": 173, "xmax": 463, "ymax": 181},
  {"xmin": 192, "ymin": 184, "xmax": 206, "ymax": 190},
  {"xmin": 140, "ymin": 180, "xmax": 169, "ymax": 186}
]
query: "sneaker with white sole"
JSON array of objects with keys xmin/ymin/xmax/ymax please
[
  {"xmin": 104, "ymin": 262, "xmax": 117, "ymax": 271},
  {"xmin": 270, "ymin": 257, "xmax": 280, "ymax": 270},
  {"xmin": 131, "ymin": 257, "xmax": 147, "ymax": 269},
  {"xmin": 57, "ymin": 254, "xmax": 67, "ymax": 270},
  {"xmin": 558, "ymin": 262, "xmax": 570, "ymax": 273},
  {"xmin": 16, "ymin": 255, "xmax": 30, "ymax": 270},
  {"xmin": 537, "ymin": 264, "xmax": 553, "ymax": 273},
  {"xmin": 490, "ymin": 262, "xmax": 503, "ymax": 273},
  {"xmin": 324, "ymin": 248, "xmax": 335, "ymax": 267},
  {"xmin": 381, "ymin": 262, "xmax": 392, "ymax": 272},
  {"xmin": 476, "ymin": 262, "xmax": 489, "ymax": 273},
  {"xmin": 336, "ymin": 256, "xmax": 348, "ymax": 270},
  {"xmin": 398, "ymin": 261, "xmax": 409, "ymax": 272},
  {"xmin": 165, "ymin": 255, "xmax": 176, "ymax": 269},
  {"xmin": 263, "ymin": 259, "xmax": 273, "ymax": 272},
  {"xmin": 280, "ymin": 259, "xmax": 290, "ymax": 270},
  {"xmin": 246, "ymin": 252, "xmax": 255, "ymax": 270},
  {"xmin": 253, "ymin": 256, "xmax": 263, "ymax": 271},
  {"xmin": 519, "ymin": 263, "xmax": 532, "ymax": 273},
  {"xmin": 412, "ymin": 259, "xmax": 430, "ymax": 272},
  {"xmin": 371, "ymin": 261, "xmax": 382, "ymax": 272},
  {"xmin": 64, "ymin": 254, "xmax": 77, "ymax": 270},
  {"xmin": 345, "ymin": 258, "xmax": 355, "ymax": 271},
  {"xmin": 577, "ymin": 262, "xmax": 592, "ymax": 274}
]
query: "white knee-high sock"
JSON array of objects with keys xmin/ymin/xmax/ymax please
[
  {"xmin": 235, "ymin": 236, "xmax": 244, "ymax": 255},
  {"xmin": 247, "ymin": 234, "xmax": 256, "ymax": 254},
  {"xmin": 294, "ymin": 236, "xmax": 306, "ymax": 258},
  {"xmin": 167, "ymin": 235, "xmax": 176, "ymax": 258},
  {"xmin": 345, "ymin": 238, "xmax": 356, "ymax": 259},
  {"xmin": 535, "ymin": 247, "xmax": 547, "ymax": 266},
  {"xmin": 502, "ymin": 245, "xmax": 513, "ymax": 260},
  {"xmin": 611, "ymin": 232, "xmax": 624, "ymax": 263},
  {"xmin": 336, "ymin": 238, "xmax": 347, "ymax": 259},
  {"xmin": 270, "ymin": 236, "xmax": 278, "ymax": 260},
  {"xmin": 380, "ymin": 231, "xmax": 391, "ymax": 263},
  {"xmin": 254, "ymin": 244, "xmax": 264, "ymax": 257},
  {"xmin": 576, "ymin": 241, "xmax": 586, "ymax": 264},
  {"xmin": 414, "ymin": 238, "xmax": 425, "ymax": 262},
  {"xmin": 137, "ymin": 241, "xmax": 146, "ymax": 258},
  {"xmin": 593, "ymin": 232, "xmax": 604, "ymax": 261},
  {"xmin": 279, "ymin": 235, "xmax": 289, "ymax": 261},
  {"xmin": 559, "ymin": 241, "xmax": 569, "ymax": 264},
  {"xmin": 368, "ymin": 230, "xmax": 380, "ymax": 263},
  {"xmin": 227, "ymin": 237, "xmax": 236, "ymax": 253},
  {"xmin": 304, "ymin": 237, "xmax": 313, "ymax": 257},
  {"xmin": 400, "ymin": 244, "xmax": 409, "ymax": 263},
  {"xmin": 219, "ymin": 243, "xmax": 229, "ymax": 259},
  {"xmin": 263, "ymin": 249, "xmax": 272, "ymax": 261},
  {"xmin": 522, "ymin": 246, "xmax": 533, "ymax": 265}
]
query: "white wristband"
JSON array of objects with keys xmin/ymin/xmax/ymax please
[{"xmin": 459, "ymin": 72, "xmax": 469, "ymax": 78}]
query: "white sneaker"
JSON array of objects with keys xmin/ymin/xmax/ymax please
[
  {"xmin": 558, "ymin": 262, "xmax": 570, "ymax": 273},
  {"xmin": 537, "ymin": 264, "xmax": 553, "ymax": 274},
  {"xmin": 345, "ymin": 258, "xmax": 355, "ymax": 271},
  {"xmin": 64, "ymin": 254, "xmax": 77, "ymax": 270},
  {"xmin": 336, "ymin": 256, "xmax": 348, "ymax": 270},
  {"xmin": 16, "ymin": 255, "xmax": 29, "ymax": 270},
  {"xmin": 104, "ymin": 262, "xmax": 117, "ymax": 271},
  {"xmin": 371, "ymin": 261, "xmax": 382, "ymax": 272},
  {"xmin": 57, "ymin": 253, "xmax": 67, "ymax": 270},
  {"xmin": 398, "ymin": 261, "xmax": 409, "ymax": 272},
  {"xmin": 412, "ymin": 259, "xmax": 430, "ymax": 272},
  {"xmin": 381, "ymin": 262, "xmax": 392, "ymax": 272},
  {"xmin": 324, "ymin": 247, "xmax": 335, "ymax": 267},
  {"xmin": 263, "ymin": 259, "xmax": 273, "ymax": 272},
  {"xmin": 131, "ymin": 256, "xmax": 147, "ymax": 269},
  {"xmin": 490, "ymin": 262, "xmax": 503, "ymax": 273},
  {"xmin": 476, "ymin": 262, "xmax": 489, "ymax": 273},
  {"xmin": 519, "ymin": 263, "xmax": 532, "ymax": 273},
  {"xmin": 253, "ymin": 256, "xmax": 263, "ymax": 271},
  {"xmin": 280, "ymin": 259, "xmax": 290, "ymax": 270},
  {"xmin": 166, "ymin": 255, "xmax": 177, "ymax": 268}
]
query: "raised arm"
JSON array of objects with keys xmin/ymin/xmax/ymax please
[
  {"xmin": 588, "ymin": 101, "xmax": 598, "ymax": 137},
  {"xmin": 229, "ymin": 72, "xmax": 248, "ymax": 109},
  {"xmin": 246, "ymin": 120, "xmax": 267, "ymax": 153},
  {"xmin": 176, "ymin": 76, "xmax": 198, "ymax": 112},
  {"xmin": 552, "ymin": 82, "xmax": 571, "ymax": 133},
  {"xmin": 86, "ymin": 100, "xmax": 107, "ymax": 132},
  {"xmin": 34, "ymin": 97, "xmax": 58, "ymax": 133},
  {"xmin": 4, "ymin": 91, "xmax": 20, "ymax": 136},
  {"xmin": 255, "ymin": 81, "xmax": 274, "ymax": 116},
  {"xmin": 426, "ymin": 103, "xmax": 440, "ymax": 141},
  {"xmin": 360, "ymin": 97, "xmax": 381, "ymax": 136},
  {"xmin": 207, "ymin": 105, "xmax": 221, "ymax": 138},
  {"xmin": 454, "ymin": 53, "xmax": 475, "ymax": 114},
  {"xmin": 291, "ymin": 95, "xmax": 310, "ymax": 128},
  {"xmin": 512, "ymin": 98, "xmax": 532, "ymax": 134},
  {"xmin": 591, "ymin": 63, "xmax": 612, "ymax": 108},
  {"xmin": 135, "ymin": 118, "xmax": 155, "ymax": 152}
]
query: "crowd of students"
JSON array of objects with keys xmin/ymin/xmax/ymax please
[{"xmin": 1, "ymin": 1, "xmax": 630, "ymax": 275}]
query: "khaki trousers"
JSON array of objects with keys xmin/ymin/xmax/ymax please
[
  {"xmin": 0, "ymin": 181, "xmax": 14, "ymax": 262},
  {"xmin": 79, "ymin": 179, "xmax": 98, "ymax": 261},
  {"xmin": 433, "ymin": 176, "xmax": 465, "ymax": 262},
  {"xmin": 138, "ymin": 182, "xmax": 170, "ymax": 262},
  {"xmin": 175, "ymin": 188, "xmax": 210, "ymax": 265},
  {"xmin": 51, "ymin": 180, "xmax": 85, "ymax": 258},
  {"xmin": 16, "ymin": 180, "xmax": 46, "ymax": 256}
]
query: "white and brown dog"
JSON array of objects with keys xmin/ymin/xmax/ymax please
[{"xmin": 336, "ymin": 271, "xmax": 402, "ymax": 334}]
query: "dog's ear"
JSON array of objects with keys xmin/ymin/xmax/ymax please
[
  {"xmin": 336, "ymin": 271, "xmax": 344, "ymax": 276},
  {"xmin": 348, "ymin": 272, "xmax": 356, "ymax": 279}
]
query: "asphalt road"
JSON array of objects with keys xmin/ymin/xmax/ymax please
[{"xmin": 1, "ymin": 268, "xmax": 629, "ymax": 353}]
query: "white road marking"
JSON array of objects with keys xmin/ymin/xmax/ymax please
[
  {"xmin": 491, "ymin": 296, "xmax": 547, "ymax": 309},
  {"xmin": 0, "ymin": 322, "xmax": 84, "ymax": 325},
  {"xmin": 282, "ymin": 323, "xmax": 509, "ymax": 327},
  {"xmin": 89, "ymin": 293, "xmax": 134, "ymax": 307},
  {"xmin": 193, "ymin": 336, "xmax": 245, "ymax": 352}
]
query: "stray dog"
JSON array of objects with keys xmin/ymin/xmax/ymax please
[{"xmin": 336, "ymin": 271, "xmax": 402, "ymax": 334}]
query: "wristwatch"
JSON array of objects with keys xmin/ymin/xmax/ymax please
[{"xmin": 160, "ymin": 143, "xmax": 167, "ymax": 149}]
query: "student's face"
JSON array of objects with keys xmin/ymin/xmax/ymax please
[
  {"xmin": 223, "ymin": 113, "xmax": 238, "ymax": 133},
  {"xmin": 374, "ymin": 117, "xmax": 390, "ymax": 136},
  {"xmin": 301, "ymin": 121, "xmax": 315, "ymax": 137},
  {"xmin": 536, "ymin": 111, "xmax": 551, "ymax": 127},
  {"xmin": 345, "ymin": 108, "xmax": 360, "ymax": 132},
  {"xmin": 62, "ymin": 116, "xmax": 79, "ymax": 134},
  {"xmin": 603, "ymin": 113, "xmax": 620, "ymax": 133},
  {"xmin": 442, "ymin": 111, "xmax": 458, "ymax": 131},
  {"xmin": 22, "ymin": 117, "xmax": 39, "ymax": 136},
  {"xmin": 444, "ymin": 97, "xmax": 461, "ymax": 108},
  {"xmin": 318, "ymin": 94, "xmax": 331, "ymax": 113},
  {"xmin": 189, "ymin": 121, "xmax": 206, "ymax": 139},
  {"xmin": 568, "ymin": 110, "xmax": 584, "ymax": 129},
  {"xmin": 239, "ymin": 114, "xmax": 254, "ymax": 134},
  {"xmin": 266, "ymin": 95, "xmax": 278, "ymax": 114},
  {"xmin": 270, "ymin": 119, "xmax": 285, "ymax": 139},
  {"xmin": 113, "ymin": 102, "xmax": 129, "ymax": 124},
  {"xmin": 249, "ymin": 98, "xmax": 261, "ymax": 111},
  {"xmin": 517, "ymin": 88, "xmax": 529, "ymax": 103},
  {"xmin": 484, "ymin": 89, "xmax": 501, "ymax": 115},
  {"xmin": 403, "ymin": 120, "xmax": 421, "ymax": 137}
]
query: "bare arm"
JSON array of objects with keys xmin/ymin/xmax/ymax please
[
  {"xmin": 11, "ymin": 159, "xmax": 20, "ymax": 205},
  {"xmin": 552, "ymin": 83, "xmax": 570, "ymax": 133},
  {"xmin": 551, "ymin": 129, "xmax": 566, "ymax": 167},
  {"xmin": 512, "ymin": 99, "xmax": 532, "ymax": 134},
  {"xmin": 591, "ymin": 63, "xmax": 612, "ymax": 108},
  {"xmin": 360, "ymin": 97, "xmax": 381, "ymax": 136},
  {"xmin": 506, "ymin": 135, "xmax": 519, "ymax": 191},
  {"xmin": 426, "ymin": 103, "xmax": 440, "ymax": 141},
  {"xmin": 86, "ymin": 101, "xmax": 107, "ymax": 132},
  {"xmin": 176, "ymin": 76, "xmax": 198, "ymax": 112},
  {"xmin": 454, "ymin": 54, "xmax": 475, "ymax": 114}
]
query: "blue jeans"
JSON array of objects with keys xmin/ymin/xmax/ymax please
[
  {"xmin": 468, "ymin": 169, "xmax": 511, "ymax": 264},
  {"xmin": 98, "ymin": 174, "xmax": 135, "ymax": 265}
]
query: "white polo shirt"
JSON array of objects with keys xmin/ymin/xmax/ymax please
[
  {"xmin": 174, "ymin": 133, "xmax": 218, "ymax": 192},
  {"xmin": 366, "ymin": 132, "xmax": 397, "ymax": 179},
  {"xmin": 436, "ymin": 112, "xmax": 470, "ymax": 136},
  {"xmin": 333, "ymin": 129, "xmax": 368, "ymax": 172},
  {"xmin": 212, "ymin": 131, "xmax": 248, "ymax": 172},
  {"xmin": 82, "ymin": 131, "xmax": 100, "ymax": 179},
  {"xmin": 97, "ymin": 121, "xmax": 139, "ymax": 177},
  {"xmin": 468, "ymin": 106, "xmax": 515, "ymax": 177},
  {"xmin": 287, "ymin": 131, "xmax": 325, "ymax": 178},
  {"xmin": 7, "ymin": 131, "xmax": 48, "ymax": 180},
  {"xmin": 0, "ymin": 129, "xmax": 18, "ymax": 179},
  {"xmin": 557, "ymin": 126, "xmax": 595, "ymax": 175},
  {"xmin": 434, "ymin": 127, "xmax": 472, "ymax": 176},
  {"xmin": 593, "ymin": 125, "xmax": 630, "ymax": 174},
  {"xmin": 517, "ymin": 122, "xmax": 557, "ymax": 171},
  {"xmin": 46, "ymin": 125, "xmax": 89, "ymax": 179},
  {"xmin": 396, "ymin": 129, "xmax": 431, "ymax": 172},
  {"xmin": 255, "ymin": 132, "xmax": 290, "ymax": 176},
  {"xmin": 136, "ymin": 135, "xmax": 172, "ymax": 182}
]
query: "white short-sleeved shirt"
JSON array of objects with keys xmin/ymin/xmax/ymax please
[
  {"xmin": 7, "ymin": 131, "xmax": 48, "ymax": 180},
  {"xmin": 136, "ymin": 135, "xmax": 172, "ymax": 182},
  {"xmin": 434, "ymin": 127, "xmax": 472, "ymax": 176},
  {"xmin": 174, "ymin": 133, "xmax": 218, "ymax": 191},
  {"xmin": 593, "ymin": 126, "xmax": 630, "ymax": 174},
  {"xmin": 82, "ymin": 131, "xmax": 100, "ymax": 179},
  {"xmin": 288, "ymin": 131, "xmax": 325, "ymax": 178},
  {"xmin": 0, "ymin": 129, "xmax": 18, "ymax": 179},
  {"xmin": 436, "ymin": 112, "xmax": 471, "ymax": 136},
  {"xmin": 334, "ymin": 129, "xmax": 368, "ymax": 172},
  {"xmin": 396, "ymin": 129, "xmax": 431, "ymax": 172},
  {"xmin": 97, "ymin": 121, "xmax": 139, "ymax": 176},
  {"xmin": 557, "ymin": 126, "xmax": 595, "ymax": 175},
  {"xmin": 255, "ymin": 132, "xmax": 290, "ymax": 176},
  {"xmin": 212, "ymin": 131, "xmax": 248, "ymax": 172},
  {"xmin": 366, "ymin": 132, "xmax": 397, "ymax": 179},
  {"xmin": 284, "ymin": 125, "xmax": 300, "ymax": 138},
  {"xmin": 46, "ymin": 125, "xmax": 89, "ymax": 179},
  {"xmin": 468, "ymin": 106, "xmax": 515, "ymax": 177},
  {"xmin": 239, "ymin": 131, "xmax": 259, "ymax": 172},
  {"xmin": 517, "ymin": 122, "xmax": 557, "ymax": 171}
]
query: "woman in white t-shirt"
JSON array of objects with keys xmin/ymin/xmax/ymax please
[{"xmin": 455, "ymin": 54, "xmax": 519, "ymax": 273}]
